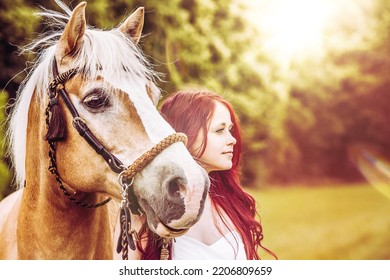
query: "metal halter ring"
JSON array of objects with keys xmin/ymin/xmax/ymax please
[{"xmin": 118, "ymin": 169, "xmax": 134, "ymax": 188}]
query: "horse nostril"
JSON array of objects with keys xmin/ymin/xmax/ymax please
[{"xmin": 167, "ymin": 177, "xmax": 186, "ymax": 198}]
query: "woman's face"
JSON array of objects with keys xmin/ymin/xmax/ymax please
[{"xmin": 191, "ymin": 101, "xmax": 237, "ymax": 173}]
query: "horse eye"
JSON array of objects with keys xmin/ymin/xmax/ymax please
[{"xmin": 83, "ymin": 90, "xmax": 109, "ymax": 110}]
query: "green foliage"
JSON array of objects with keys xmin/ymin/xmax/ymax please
[
  {"xmin": 0, "ymin": 91, "xmax": 11, "ymax": 200},
  {"xmin": 0, "ymin": 0, "xmax": 39, "ymax": 93},
  {"xmin": 267, "ymin": 1, "xmax": 390, "ymax": 184}
]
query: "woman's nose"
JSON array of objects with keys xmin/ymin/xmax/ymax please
[{"xmin": 227, "ymin": 133, "xmax": 237, "ymax": 146}]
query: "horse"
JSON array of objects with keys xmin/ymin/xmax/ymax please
[{"xmin": 0, "ymin": 1, "xmax": 209, "ymax": 259}]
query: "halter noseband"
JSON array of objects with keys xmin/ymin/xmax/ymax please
[{"xmin": 46, "ymin": 58, "xmax": 187, "ymax": 259}]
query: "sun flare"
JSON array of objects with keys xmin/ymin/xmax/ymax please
[
  {"xmin": 263, "ymin": 1, "xmax": 331, "ymax": 52},
  {"xmin": 243, "ymin": 0, "xmax": 351, "ymax": 66}
]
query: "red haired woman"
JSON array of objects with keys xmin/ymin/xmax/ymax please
[{"xmin": 154, "ymin": 90, "xmax": 276, "ymax": 260}]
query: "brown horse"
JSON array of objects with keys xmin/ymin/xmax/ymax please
[{"xmin": 0, "ymin": 1, "xmax": 208, "ymax": 259}]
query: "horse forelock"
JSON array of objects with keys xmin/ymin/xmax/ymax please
[
  {"xmin": 67, "ymin": 29, "xmax": 158, "ymax": 88},
  {"xmin": 7, "ymin": 6, "xmax": 160, "ymax": 190}
]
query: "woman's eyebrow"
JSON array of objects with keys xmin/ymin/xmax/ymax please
[
  {"xmin": 212, "ymin": 122, "xmax": 227, "ymax": 128},
  {"xmin": 211, "ymin": 122, "xmax": 233, "ymax": 128}
]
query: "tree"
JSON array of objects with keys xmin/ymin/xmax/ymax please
[
  {"xmin": 0, "ymin": 0, "xmax": 40, "ymax": 98},
  {"xmin": 263, "ymin": 0, "xmax": 390, "ymax": 184},
  {"xmin": 0, "ymin": 91, "xmax": 11, "ymax": 199},
  {"xmin": 1, "ymin": 0, "xmax": 280, "ymax": 199}
]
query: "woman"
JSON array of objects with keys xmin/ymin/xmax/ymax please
[{"xmin": 143, "ymin": 89, "xmax": 276, "ymax": 260}]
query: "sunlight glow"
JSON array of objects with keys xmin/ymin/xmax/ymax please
[
  {"xmin": 264, "ymin": 1, "xmax": 330, "ymax": 52},
  {"xmin": 243, "ymin": 0, "xmax": 347, "ymax": 66}
]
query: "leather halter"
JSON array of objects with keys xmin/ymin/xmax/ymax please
[
  {"xmin": 47, "ymin": 58, "xmax": 187, "ymax": 206},
  {"xmin": 50, "ymin": 59, "xmax": 124, "ymax": 173},
  {"xmin": 47, "ymin": 58, "xmax": 186, "ymax": 259}
]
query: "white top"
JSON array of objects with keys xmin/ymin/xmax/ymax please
[{"xmin": 172, "ymin": 231, "xmax": 247, "ymax": 260}]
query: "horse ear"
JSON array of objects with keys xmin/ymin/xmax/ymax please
[
  {"xmin": 57, "ymin": 2, "xmax": 87, "ymax": 57},
  {"xmin": 118, "ymin": 7, "xmax": 145, "ymax": 44}
]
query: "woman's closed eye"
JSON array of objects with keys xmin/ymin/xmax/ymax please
[{"xmin": 215, "ymin": 124, "xmax": 234, "ymax": 134}]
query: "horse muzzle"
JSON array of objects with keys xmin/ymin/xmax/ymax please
[{"xmin": 135, "ymin": 171, "xmax": 209, "ymax": 238}]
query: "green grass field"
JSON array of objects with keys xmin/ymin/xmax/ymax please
[{"xmin": 249, "ymin": 184, "xmax": 390, "ymax": 260}]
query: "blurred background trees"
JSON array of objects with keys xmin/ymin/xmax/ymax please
[{"xmin": 1, "ymin": 0, "xmax": 390, "ymax": 199}]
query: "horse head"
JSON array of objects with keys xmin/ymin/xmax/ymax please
[{"xmin": 13, "ymin": 2, "xmax": 208, "ymax": 240}]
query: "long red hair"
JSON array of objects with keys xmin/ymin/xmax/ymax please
[{"xmin": 139, "ymin": 90, "xmax": 276, "ymax": 259}]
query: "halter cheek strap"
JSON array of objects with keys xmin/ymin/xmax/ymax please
[
  {"xmin": 48, "ymin": 58, "xmax": 186, "ymax": 259},
  {"xmin": 49, "ymin": 59, "xmax": 124, "ymax": 173}
]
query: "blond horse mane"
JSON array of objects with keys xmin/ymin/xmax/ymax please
[{"xmin": 6, "ymin": 2, "xmax": 159, "ymax": 190}]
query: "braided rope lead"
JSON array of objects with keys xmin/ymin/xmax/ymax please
[
  {"xmin": 120, "ymin": 214, "xmax": 129, "ymax": 260},
  {"xmin": 49, "ymin": 67, "xmax": 79, "ymax": 93},
  {"xmin": 121, "ymin": 133, "xmax": 188, "ymax": 182},
  {"xmin": 160, "ymin": 238, "xmax": 171, "ymax": 260},
  {"xmin": 47, "ymin": 141, "xmax": 112, "ymax": 208}
]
